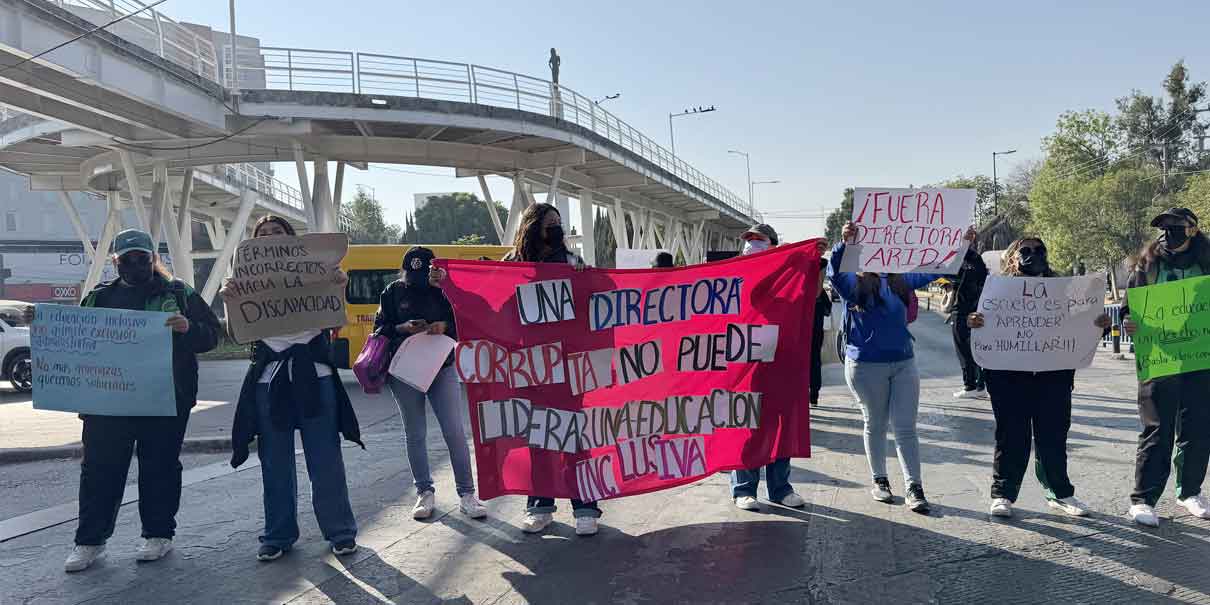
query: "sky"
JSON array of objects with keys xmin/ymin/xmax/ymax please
[{"xmin": 161, "ymin": 0, "xmax": 1210, "ymax": 243}]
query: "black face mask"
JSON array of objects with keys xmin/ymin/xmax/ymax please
[
  {"xmin": 545, "ymin": 225, "xmax": 565, "ymax": 246},
  {"xmin": 1161, "ymin": 227, "xmax": 1190, "ymax": 251},
  {"xmin": 1017, "ymin": 252, "xmax": 1049, "ymax": 276},
  {"xmin": 117, "ymin": 254, "xmax": 154, "ymax": 286}
]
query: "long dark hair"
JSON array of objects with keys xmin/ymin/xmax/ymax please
[
  {"xmin": 852, "ymin": 273, "xmax": 912, "ymax": 312},
  {"xmin": 1001, "ymin": 236, "xmax": 1057, "ymax": 277},
  {"xmin": 511, "ymin": 203, "xmax": 560, "ymax": 262},
  {"xmin": 252, "ymin": 214, "xmax": 297, "ymax": 237}
]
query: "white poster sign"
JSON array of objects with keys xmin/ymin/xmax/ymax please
[
  {"xmin": 971, "ymin": 275, "xmax": 1105, "ymax": 371},
  {"xmin": 616, "ymin": 248, "xmax": 667, "ymax": 269},
  {"xmin": 839, "ymin": 187, "xmax": 976, "ymax": 274},
  {"xmin": 389, "ymin": 333, "xmax": 458, "ymax": 393}
]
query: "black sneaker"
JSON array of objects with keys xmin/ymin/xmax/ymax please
[
  {"xmin": 256, "ymin": 544, "xmax": 285, "ymax": 562},
  {"xmin": 871, "ymin": 477, "xmax": 893, "ymax": 503},
  {"xmin": 906, "ymin": 483, "xmax": 930, "ymax": 514},
  {"xmin": 332, "ymin": 540, "xmax": 358, "ymax": 556}
]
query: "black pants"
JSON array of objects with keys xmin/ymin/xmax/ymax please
[
  {"xmin": 951, "ymin": 318, "xmax": 984, "ymax": 390},
  {"xmin": 75, "ymin": 413, "xmax": 190, "ymax": 546},
  {"xmin": 1132, "ymin": 370, "xmax": 1210, "ymax": 506},
  {"xmin": 526, "ymin": 496, "xmax": 602, "ymax": 517},
  {"xmin": 986, "ymin": 370, "xmax": 1075, "ymax": 502},
  {"xmin": 810, "ymin": 329, "xmax": 825, "ymax": 404}
]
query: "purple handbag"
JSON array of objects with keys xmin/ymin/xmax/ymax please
[{"xmin": 353, "ymin": 334, "xmax": 392, "ymax": 394}]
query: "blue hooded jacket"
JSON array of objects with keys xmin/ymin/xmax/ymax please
[{"xmin": 828, "ymin": 242, "xmax": 938, "ymax": 362}]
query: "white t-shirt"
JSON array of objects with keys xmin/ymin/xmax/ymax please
[{"xmin": 258, "ymin": 329, "xmax": 334, "ymax": 383}]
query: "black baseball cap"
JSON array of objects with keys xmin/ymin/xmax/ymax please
[
  {"xmin": 742, "ymin": 224, "xmax": 779, "ymax": 246},
  {"xmin": 1150, "ymin": 207, "xmax": 1199, "ymax": 228}
]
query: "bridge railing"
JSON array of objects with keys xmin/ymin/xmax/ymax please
[
  {"xmin": 240, "ymin": 47, "xmax": 757, "ymax": 222},
  {"xmin": 214, "ymin": 163, "xmax": 305, "ymax": 213},
  {"xmin": 46, "ymin": 0, "xmax": 219, "ymax": 81}
]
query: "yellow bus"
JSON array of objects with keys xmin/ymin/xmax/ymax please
[{"xmin": 334, "ymin": 244, "xmax": 511, "ymax": 368}]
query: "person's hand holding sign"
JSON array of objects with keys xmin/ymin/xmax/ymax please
[
  {"xmin": 165, "ymin": 314, "xmax": 190, "ymax": 334},
  {"xmin": 841, "ymin": 222, "xmax": 858, "ymax": 243},
  {"xmin": 331, "ymin": 267, "xmax": 349, "ymax": 288},
  {"xmin": 967, "ymin": 312, "xmax": 985, "ymax": 329},
  {"xmin": 427, "ymin": 321, "xmax": 448, "ymax": 335},
  {"xmin": 397, "ymin": 319, "xmax": 428, "ymax": 335},
  {"xmin": 428, "ymin": 266, "xmax": 447, "ymax": 286}
]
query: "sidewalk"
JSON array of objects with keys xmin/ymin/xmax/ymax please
[{"xmin": 0, "ymin": 361, "xmax": 403, "ymax": 464}]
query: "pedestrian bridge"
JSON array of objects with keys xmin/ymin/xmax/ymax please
[{"xmin": 0, "ymin": 0, "xmax": 757, "ymax": 301}]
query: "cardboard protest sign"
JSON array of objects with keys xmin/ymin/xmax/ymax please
[
  {"xmin": 388, "ymin": 333, "xmax": 457, "ymax": 392},
  {"xmin": 971, "ymin": 276, "xmax": 1105, "ymax": 371},
  {"xmin": 31, "ymin": 304, "xmax": 176, "ymax": 416},
  {"xmin": 437, "ymin": 240, "xmax": 821, "ymax": 502},
  {"xmin": 1128, "ymin": 275, "xmax": 1210, "ymax": 381},
  {"xmin": 840, "ymin": 187, "xmax": 976, "ymax": 274},
  {"xmin": 225, "ymin": 233, "xmax": 349, "ymax": 344}
]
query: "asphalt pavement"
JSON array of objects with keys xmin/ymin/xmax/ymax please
[{"xmin": 1, "ymin": 311, "xmax": 1208, "ymax": 604}]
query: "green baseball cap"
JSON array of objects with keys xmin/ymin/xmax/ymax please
[{"xmin": 112, "ymin": 229, "xmax": 154, "ymax": 257}]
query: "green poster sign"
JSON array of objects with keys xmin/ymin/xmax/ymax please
[{"xmin": 1129, "ymin": 275, "xmax": 1210, "ymax": 381}]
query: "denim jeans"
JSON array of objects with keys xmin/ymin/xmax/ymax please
[
  {"xmin": 388, "ymin": 367, "xmax": 476, "ymax": 496},
  {"xmin": 844, "ymin": 357, "xmax": 923, "ymax": 487},
  {"xmin": 526, "ymin": 497, "xmax": 602, "ymax": 519},
  {"xmin": 730, "ymin": 458, "xmax": 793, "ymax": 501},
  {"xmin": 257, "ymin": 376, "xmax": 358, "ymax": 549}
]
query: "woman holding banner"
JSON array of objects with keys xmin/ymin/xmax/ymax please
[
  {"xmin": 62, "ymin": 228, "xmax": 221, "ymax": 573},
  {"xmin": 499, "ymin": 202, "xmax": 603, "ymax": 536},
  {"xmin": 225, "ymin": 215, "xmax": 362, "ymax": 562},
  {"xmin": 1122, "ymin": 207, "xmax": 1210, "ymax": 527},
  {"xmin": 829, "ymin": 222, "xmax": 975, "ymax": 514},
  {"xmin": 375, "ymin": 246, "xmax": 488, "ymax": 523},
  {"xmin": 967, "ymin": 236, "xmax": 1110, "ymax": 519}
]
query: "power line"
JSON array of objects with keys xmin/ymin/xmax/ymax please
[
  {"xmin": 1051, "ymin": 103, "xmax": 1207, "ymax": 182},
  {"xmin": 0, "ymin": 0, "xmax": 171, "ymax": 78},
  {"xmin": 110, "ymin": 117, "xmax": 272, "ymax": 151}
]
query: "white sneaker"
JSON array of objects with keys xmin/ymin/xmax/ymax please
[
  {"xmin": 1047, "ymin": 496, "xmax": 1090, "ymax": 517},
  {"xmin": 778, "ymin": 492, "xmax": 806, "ymax": 508},
  {"xmin": 990, "ymin": 498, "xmax": 1013, "ymax": 517},
  {"xmin": 1178, "ymin": 494, "xmax": 1210, "ymax": 519},
  {"xmin": 954, "ymin": 388, "xmax": 982, "ymax": 399},
  {"xmin": 734, "ymin": 495, "xmax": 760, "ymax": 511},
  {"xmin": 135, "ymin": 537, "xmax": 173, "ymax": 562},
  {"xmin": 459, "ymin": 494, "xmax": 488, "ymax": 519},
  {"xmin": 521, "ymin": 512, "xmax": 553, "ymax": 533},
  {"xmin": 870, "ymin": 478, "xmax": 893, "ymax": 503},
  {"xmin": 575, "ymin": 517, "xmax": 599, "ymax": 536},
  {"xmin": 1130, "ymin": 503, "xmax": 1159, "ymax": 527},
  {"xmin": 64, "ymin": 544, "xmax": 105, "ymax": 572},
  {"xmin": 412, "ymin": 491, "xmax": 435, "ymax": 520}
]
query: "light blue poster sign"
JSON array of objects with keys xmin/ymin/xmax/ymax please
[{"xmin": 31, "ymin": 304, "xmax": 177, "ymax": 416}]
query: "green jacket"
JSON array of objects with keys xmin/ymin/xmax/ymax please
[{"xmin": 81, "ymin": 275, "xmax": 221, "ymax": 414}]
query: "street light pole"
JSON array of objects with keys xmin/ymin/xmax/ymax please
[
  {"xmin": 668, "ymin": 105, "xmax": 716, "ymax": 156},
  {"xmin": 751, "ymin": 179, "xmax": 780, "ymax": 209},
  {"xmin": 728, "ymin": 150, "xmax": 752, "ymax": 210},
  {"xmin": 992, "ymin": 149, "xmax": 1017, "ymax": 217}
]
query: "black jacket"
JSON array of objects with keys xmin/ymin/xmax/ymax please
[
  {"xmin": 81, "ymin": 276, "xmax": 220, "ymax": 415},
  {"xmin": 373, "ymin": 280, "xmax": 458, "ymax": 364},
  {"xmin": 229, "ymin": 331, "xmax": 363, "ymax": 467},
  {"xmin": 946, "ymin": 248, "xmax": 988, "ymax": 317}
]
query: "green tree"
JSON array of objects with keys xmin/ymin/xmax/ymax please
[
  {"xmin": 1041, "ymin": 109, "xmax": 1123, "ymax": 178},
  {"xmin": 935, "ymin": 175, "xmax": 996, "ymax": 227},
  {"xmin": 823, "ymin": 188, "xmax": 854, "ymax": 244},
  {"xmin": 411, "ymin": 193, "xmax": 508, "ymax": 245},
  {"xmin": 593, "ymin": 208, "xmax": 617, "ymax": 268},
  {"xmin": 342, "ymin": 190, "xmax": 402, "ymax": 244},
  {"xmin": 451, "ymin": 233, "xmax": 486, "ymax": 245},
  {"xmin": 1176, "ymin": 172, "xmax": 1210, "ymax": 223},
  {"xmin": 1116, "ymin": 60, "xmax": 1207, "ymax": 189}
]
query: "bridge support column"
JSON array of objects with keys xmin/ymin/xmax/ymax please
[
  {"xmin": 503, "ymin": 174, "xmax": 530, "ymax": 244},
  {"xmin": 83, "ymin": 192, "xmax": 122, "ymax": 295},
  {"xmin": 579, "ymin": 191, "xmax": 595, "ymax": 266},
  {"xmin": 312, "ymin": 158, "xmax": 337, "ymax": 232},
  {"xmin": 292, "ymin": 142, "xmax": 316, "ymax": 231},
  {"xmin": 333, "ymin": 161, "xmax": 346, "ymax": 211},
  {"xmin": 176, "ymin": 169, "xmax": 196, "ymax": 286},
  {"xmin": 609, "ymin": 198, "xmax": 629, "ymax": 249},
  {"xmin": 477, "ymin": 175, "xmax": 506, "ymax": 244},
  {"xmin": 201, "ymin": 190, "xmax": 256, "ymax": 303},
  {"xmin": 118, "ymin": 150, "xmax": 150, "ymax": 232},
  {"xmin": 57, "ymin": 192, "xmax": 96, "ymax": 258},
  {"xmin": 148, "ymin": 162, "xmax": 169, "ymax": 246}
]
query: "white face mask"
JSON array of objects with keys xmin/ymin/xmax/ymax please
[{"xmin": 742, "ymin": 239, "xmax": 771, "ymax": 256}]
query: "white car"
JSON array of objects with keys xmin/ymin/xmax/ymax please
[{"xmin": 1, "ymin": 316, "xmax": 31, "ymax": 393}]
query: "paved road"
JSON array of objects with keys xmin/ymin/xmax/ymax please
[{"xmin": 2, "ymin": 312, "xmax": 1208, "ymax": 604}]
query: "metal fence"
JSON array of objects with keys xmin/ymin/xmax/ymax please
[
  {"xmin": 239, "ymin": 47, "xmax": 757, "ymax": 222},
  {"xmin": 47, "ymin": 0, "xmax": 219, "ymax": 81},
  {"xmin": 1101, "ymin": 303, "xmax": 1133, "ymax": 350},
  {"xmin": 216, "ymin": 163, "xmax": 304, "ymax": 212}
]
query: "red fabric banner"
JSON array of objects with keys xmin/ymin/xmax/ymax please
[{"xmin": 436, "ymin": 239, "xmax": 821, "ymax": 501}]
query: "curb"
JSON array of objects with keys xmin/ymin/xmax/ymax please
[{"xmin": 0, "ymin": 436, "xmax": 239, "ymax": 466}]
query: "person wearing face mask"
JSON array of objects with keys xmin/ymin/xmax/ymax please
[
  {"xmin": 62, "ymin": 229, "xmax": 220, "ymax": 573},
  {"xmin": 1121, "ymin": 207, "xmax": 1210, "ymax": 527},
  {"xmin": 946, "ymin": 247, "xmax": 989, "ymax": 399},
  {"xmin": 224, "ymin": 215, "xmax": 363, "ymax": 562},
  {"xmin": 500, "ymin": 203, "xmax": 601, "ymax": 535},
  {"xmin": 967, "ymin": 237, "xmax": 1110, "ymax": 519},
  {"xmin": 375, "ymin": 246, "xmax": 489, "ymax": 524}
]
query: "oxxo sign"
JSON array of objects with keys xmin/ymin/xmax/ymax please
[{"xmin": 54, "ymin": 285, "xmax": 79, "ymax": 300}]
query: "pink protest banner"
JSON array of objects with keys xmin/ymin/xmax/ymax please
[
  {"xmin": 436, "ymin": 240, "xmax": 820, "ymax": 502},
  {"xmin": 839, "ymin": 187, "xmax": 976, "ymax": 274}
]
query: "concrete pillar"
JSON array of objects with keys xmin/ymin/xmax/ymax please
[
  {"xmin": 579, "ymin": 190, "xmax": 596, "ymax": 266},
  {"xmin": 82, "ymin": 192, "xmax": 121, "ymax": 294},
  {"xmin": 292, "ymin": 142, "xmax": 315, "ymax": 231},
  {"xmin": 118, "ymin": 150, "xmax": 150, "ymax": 232},
  {"xmin": 57, "ymin": 192, "xmax": 95, "ymax": 258},
  {"xmin": 477, "ymin": 175, "xmax": 506, "ymax": 244},
  {"xmin": 201, "ymin": 190, "xmax": 257, "ymax": 303}
]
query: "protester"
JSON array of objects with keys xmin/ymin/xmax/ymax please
[
  {"xmin": 652, "ymin": 251, "xmax": 675, "ymax": 268},
  {"xmin": 830, "ymin": 222, "xmax": 976, "ymax": 513},
  {"xmin": 730, "ymin": 224, "xmax": 827, "ymax": 510},
  {"xmin": 967, "ymin": 236, "xmax": 1109, "ymax": 518},
  {"xmin": 1122, "ymin": 207, "xmax": 1210, "ymax": 527},
  {"xmin": 61, "ymin": 229, "xmax": 220, "ymax": 573},
  {"xmin": 500, "ymin": 202, "xmax": 602, "ymax": 535},
  {"xmin": 225, "ymin": 215, "xmax": 362, "ymax": 562},
  {"xmin": 811, "ymin": 257, "xmax": 832, "ymax": 408},
  {"xmin": 947, "ymin": 247, "xmax": 988, "ymax": 398},
  {"xmin": 375, "ymin": 246, "xmax": 488, "ymax": 523}
]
